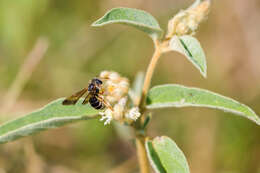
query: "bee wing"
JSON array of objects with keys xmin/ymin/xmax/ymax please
[
  {"xmin": 62, "ymin": 88, "xmax": 88, "ymax": 105},
  {"xmin": 82, "ymin": 92, "xmax": 91, "ymax": 105}
]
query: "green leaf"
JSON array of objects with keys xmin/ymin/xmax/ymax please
[
  {"xmin": 169, "ymin": 35, "xmax": 207, "ymax": 78},
  {"xmin": 132, "ymin": 71, "xmax": 145, "ymax": 97},
  {"xmin": 92, "ymin": 7, "xmax": 163, "ymax": 39},
  {"xmin": 146, "ymin": 136, "xmax": 190, "ymax": 173},
  {"xmin": 146, "ymin": 140, "xmax": 167, "ymax": 173},
  {"xmin": 146, "ymin": 84, "xmax": 260, "ymax": 125},
  {"xmin": 0, "ymin": 98, "xmax": 100, "ymax": 144},
  {"xmin": 129, "ymin": 71, "xmax": 145, "ymax": 103}
]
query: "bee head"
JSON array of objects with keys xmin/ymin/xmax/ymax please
[{"xmin": 92, "ymin": 78, "xmax": 103, "ymax": 85}]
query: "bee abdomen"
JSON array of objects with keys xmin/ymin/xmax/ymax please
[
  {"xmin": 89, "ymin": 96, "xmax": 104, "ymax": 110},
  {"xmin": 95, "ymin": 102, "xmax": 104, "ymax": 109}
]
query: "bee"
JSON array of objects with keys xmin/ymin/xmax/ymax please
[{"xmin": 62, "ymin": 78, "xmax": 113, "ymax": 110}]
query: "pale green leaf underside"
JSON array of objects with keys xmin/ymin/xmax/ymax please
[
  {"xmin": 92, "ymin": 7, "xmax": 163, "ymax": 39},
  {"xmin": 129, "ymin": 71, "xmax": 145, "ymax": 103},
  {"xmin": 146, "ymin": 140, "xmax": 166, "ymax": 173},
  {"xmin": 170, "ymin": 35, "xmax": 207, "ymax": 78},
  {"xmin": 0, "ymin": 98, "xmax": 100, "ymax": 144},
  {"xmin": 146, "ymin": 136, "xmax": 190, "ymax": 173},
  {"xmin": 146, "ymin": 84, "xmax": 260, "ymax": 125}
]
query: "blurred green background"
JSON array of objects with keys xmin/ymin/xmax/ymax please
[{"xmin": 0, "ymin": 0, "xmax": 259, "ymax": 173}]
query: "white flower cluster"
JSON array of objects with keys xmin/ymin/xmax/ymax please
[
  {"xmin": 100, "ymin": 71, "xmax": 129, "ymax": 104},
  {"xmin": 166, "ymin": 1, "xmax": 210, "ymax": 38},
  {"xmin": 113, "ymin": 97, "xmax": 128, "ymax": 121},
  {"xmin": 99, "ymin": 110, "xmax": 113, "ymax": 125},
  {"xmin": 98, "ymin": 71, "xmax": 141, "ymax": 125},
  {"xmin": 125, "ymin": 107, "xmax": 141, "ymax": 121}
]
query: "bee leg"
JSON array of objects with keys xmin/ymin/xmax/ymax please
[
  {"xmin": 98, "ymin": 77, "xmax": 110, "ymax": 81},
  {"xmin": 82, "ymin": 93, "xmax": 91, "ymax": 105},
  {"xmin": 99, "ymin": 87, "xmax": 105, "ymax": 94}
]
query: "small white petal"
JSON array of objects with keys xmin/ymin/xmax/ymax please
[
  {"xmin": 99, "ymin": 109, "xmax": 114, "ymax": 125},
  {"xmin": 113, "ymin": 97, "xmax": 128, "ymax": 121},
  {"xmin": 100, "ymin": 116, "xmax": 106, "ymax": 121},
  {"xmin": 119, "ymin": 80, "xmax": 129, "ymax": 88},
  {"xmin": 104, "ymin": 115, "xmax": 112, "ymax": 125},
  {"xmin": 109, "ymin": 72, "xmax": 120, "ymax": 80},
  {"xmin": 126, "ymin": 107, "xmax": 141, "ymax": 121},
  {"xmin": 106, "ymin": 80, "xmax": 117, "ymax": 87},
  {"xmin": 99, "ymin": 111, "xmax": 105, "ymax": 116},
  {"xmin": 100, "ymin": 71, "xmax": 110, "ymax": 78},
  {"xmin": 106, "ymin": 96, "xmax": 117, "ymax": 103},
  {"xmin": 118, "ymin": 97, "xmax": 127, "ymax": 106}
]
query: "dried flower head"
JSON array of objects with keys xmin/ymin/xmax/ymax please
[
  {"xmin": 166, "ymin": 0, "xmax": 210, "ymax": 38},
  {"xmin": 98, "ymin": 71, "xmax": 141, "ymax": 125}
]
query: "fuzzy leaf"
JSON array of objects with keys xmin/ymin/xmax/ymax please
[
  {"xmin": 132, "ymin": 71, "xmax": 145, "ymax": 97},
  {"xmin": 129, "ymin": 71, "xmax": 145, "ymax": 103},
  {"xmin": 92, "ymin": 7, "xmax": 163, "ymax": 39},
  {"xmin": 146, "ymin": 140, "xmax": 167, "ymax": 173},
  {"xmin": 146, "ymin": 136, "xmax": 190, "ymax": 173},
  {"xmin": 146, "ymin": 84, "xmax": 260, "ymax": 125},
  {"xmin": 170, "ymin": 35, "xmax": 207, "ymax": 78},
  {"xmin": 0, "ymin": 98, "xmax": 100, "ymax": 144}
]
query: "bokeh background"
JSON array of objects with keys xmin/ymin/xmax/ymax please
[{"xmin": 0, "ymin": 0, "xmax": 260, "ymax": 173}]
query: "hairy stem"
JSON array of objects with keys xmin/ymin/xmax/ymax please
[
  {"xmin": 134, "ymin": 39, "xmax": 163, "ymax": 173},
  {"xmin": 136, "ymin": 135, "xmax": 150, "ymax": 173},
  {"xmin": 139, "ymin": 40, "xmax": 162, "ymax": 110}
]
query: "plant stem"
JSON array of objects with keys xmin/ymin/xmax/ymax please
[
  {"xmin": 139, "ymin": 40, "xmax": 162, "ymax": 110},
  {"xmin": 136, "ymin": 135, "xmax": 150, "ymax": 173},
  {"xmin": 134, "ymin": 39, "xmax": 163, "ymax": 173}
]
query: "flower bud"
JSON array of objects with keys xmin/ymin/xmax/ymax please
[{"xmin": 166, "ymin": 0, "xmax": 210, "ymax": 38}]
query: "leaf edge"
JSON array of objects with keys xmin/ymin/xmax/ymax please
[{"xmin": 146, "ymin": 84, "xmax": 260, "ymax": 125}]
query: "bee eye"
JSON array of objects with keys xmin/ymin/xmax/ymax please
[{"xmin": 95, "ymin": 79, "xmax": 103, "ymax": 85}]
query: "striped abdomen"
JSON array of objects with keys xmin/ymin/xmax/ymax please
[{"xmin": 89, "ymin": 96, "xmax": 104, "ymax": 110}]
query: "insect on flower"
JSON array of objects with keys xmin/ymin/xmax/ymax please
[{"xmin": 62, "ymin": 78, "xmax": 113, "ymax": 110}]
